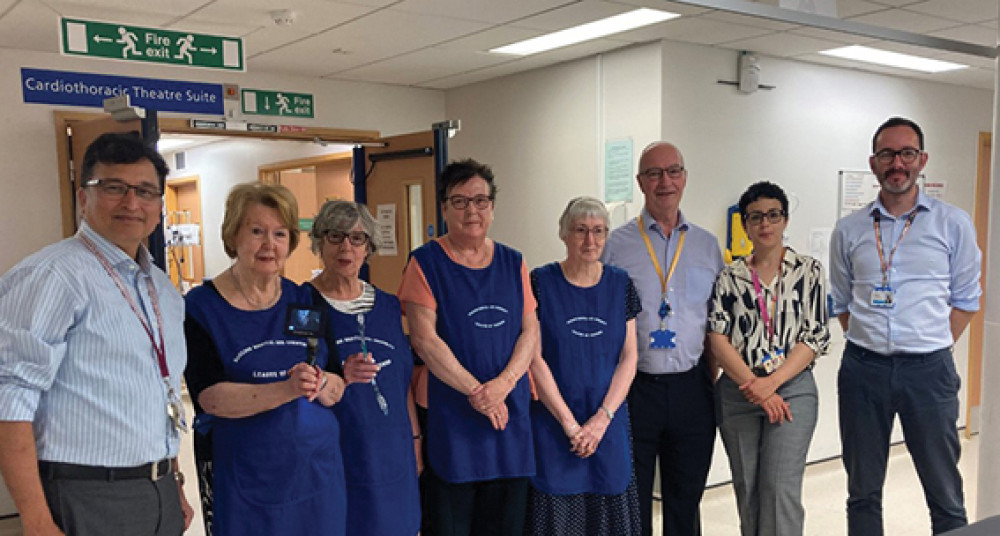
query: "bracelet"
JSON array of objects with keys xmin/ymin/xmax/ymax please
[
  {"xmin": 413, "ymin": 434, "xmax": 423, "ymax": 440},
  {"xmin": 174, "ymin": 471, "xmax": 185, "ymax": 486},
  {"xmin": 599, "ymin": 405, "xmax": 614, "ymax": 420}
]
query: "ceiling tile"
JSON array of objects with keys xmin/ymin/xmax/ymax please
[
  {"xmin": 836, "ymin": 0, "xmax": 891, "ymax": 18},
  {"xmin": 847, "ymin": 7, "xmax": 967, "ymax": 33},
  {"xmin": 437, "ymin": 26, "xmax": 545, "ymax": 52},
  {"xmin": 788, "ymin": 25, "xmax": 877, "ymax": 45},
  {"xmin": 928, "ymin": 23, "xmax": 998, "ymax": 48},
  {"xmin": 334, "ymin": 46, "xmax": 513, "ymax": 85},
  {"xmin": 605, "ymin": 0, "xmax": 712, "ymax": 17},
  {"xmin": 653, "ymin": 16, "xmax": 778, "ymax": 45},
  {"xmin": 905, "ymin": 0, "xmax": 999, "ymax": 24},
  {"xmin": 721, "ymin": 31, "xmax": 844, "ymax": 57},
  {"xmin": 252, "ymin": 8, "xmax": 490, "ymax": 75},
  {"xmin": 702, "ymin": 10, "xmax": 800, "ymax": 31},
  {"xmin": 513, "ymin": 0, "xmax": 633, "ymax": 31},
  {"xmin": 391, "ymin": 0, "xmax": 573, "ymax": 24},
  {"xmin": 0, "ymin": 0, "xmax": 57, "ymax": 52}
]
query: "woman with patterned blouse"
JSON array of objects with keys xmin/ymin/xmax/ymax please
[{"xmin": 708, "ymin": 181, "xmax": 830, "ymax": 536}]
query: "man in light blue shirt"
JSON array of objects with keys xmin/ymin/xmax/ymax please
[
  {"xmin": 603, "ymin": 142, "xmax": 723, "ymax": 536},
  {"xmin": 0, "ymin": 133, "xmax": 192, "ymax": 535},
  {"xmin": 830, "ymin": 117, "xmax": 981, "ymax": 535}
]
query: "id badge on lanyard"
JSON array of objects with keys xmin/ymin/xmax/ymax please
[
  {"xmin": 79, "ymin": 235, "xmax": 188, "ymax": 433},
  {"xmin": 870, "ymin": 211, "xmax": 916, "ymax": 310},
  {"xmin": 638, "ymin": 215, "xmax": 685, "ymax": 350}
]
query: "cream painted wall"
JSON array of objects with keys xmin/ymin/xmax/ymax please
[
  {"xmin": 445, "ymin": 39, "xmax": 992, "ymax": 487},
  {"xmin": 0, "ymin": 47, "xmax": 445, "ymax": 274}
]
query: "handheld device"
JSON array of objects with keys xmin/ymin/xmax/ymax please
[{"xmin": 284, "ymin": 304, "xmax": 326, "ymax": 365}]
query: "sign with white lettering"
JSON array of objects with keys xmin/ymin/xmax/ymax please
[
  {"xmin": 242, "ymin": 89, "xmax": 314, "ymax": 118},
  {"xmin": 61, "ymin": 18, "xmax": 244, "ymax": 71},
  {"xmin": 21, "ymin": 68, "xmax": 224, "ymax": 115}
]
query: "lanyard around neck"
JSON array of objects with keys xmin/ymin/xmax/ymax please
[
  {"xmin": 873, "ymin": 210, "xmax": 917, "ymax": 287},
  {"xmin": 79, "ymin": 235, "xmax": 170, "ymax": 379},
  {"xmin": 637, "ymin": 214, "xmax": 686, "ymax": 296},
  {"xmin": 749, "ymin": 250, "xmax": 784, "ymax": 350}
]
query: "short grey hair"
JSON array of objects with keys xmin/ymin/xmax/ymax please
[
  {"xmin": 558, "ymin": 196, "xmax": 610, "ymax": 240},
  {"xmin": 309, "ymin": 200, "xmax": 380, "ymax": 258}
]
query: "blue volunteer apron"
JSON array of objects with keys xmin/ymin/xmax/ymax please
[
  {"xmin": 410, "ymin": 239, "xmax": 535, "ymax": 483},
  {"xmin": 322, "ymin": 287, "xmax": 420, "ymax": 536},
  {"xmin": 185, "ymin": 279, "xmax": 346, "ymax": 536},
  {"xmin": 530, "ymin": 262, "xmax": 631, "ymax": 495}
]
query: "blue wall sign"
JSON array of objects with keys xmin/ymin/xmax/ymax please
[{"xmin": 21, "ymin": 67, "xmax": 224, "ymax": 115}]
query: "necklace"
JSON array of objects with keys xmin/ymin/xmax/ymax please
[{"xmin": 231, "ymin": 267, "xmax": 280, "ymax": 310}]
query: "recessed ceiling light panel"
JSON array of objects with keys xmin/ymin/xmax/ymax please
[
  {"xmin": 490, "ymin": 8, "xmax": 680, "ymax": 56},
  {"xmin": 819, "ymin": 45, "xmax": 967, "ymax": 73}
]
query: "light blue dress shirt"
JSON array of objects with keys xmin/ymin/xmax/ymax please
[
  {"xmin": 829, "ymin": 191, "xmax": 981, "ymax": 354},
  {"xmin": 603, "ymin": 208, "xmax": 723, "ymax": 374},
  {"xmin": 0, "ymin": 221, "xmax": 186, "ymax": 466}
]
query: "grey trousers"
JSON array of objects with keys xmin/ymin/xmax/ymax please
[
  {"xmin": 716, "ymin": 369, "xmax": 818, "ymax": 536},
  {"xmin": 42, "ymin": 473, "xmax": 184, "ymax": 536}
]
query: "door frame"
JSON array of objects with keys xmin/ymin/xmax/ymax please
[
  {"xmin": 54, "ymin": 110, "xmax": 380, "ymax": 237},
  {"xmin": 966, "ymin": 131, "xmax": 991, "ymax": 436}
]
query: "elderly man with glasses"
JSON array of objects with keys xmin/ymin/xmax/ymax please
[
  {"xmin": 0, "ymin": 132, "xmax": 192, "ymax": 535},
  {"xmin": 830, "ymin": 117, "xmax": 982, "ymax": 535},
  {"xmin": 602, "ymin": 142, "xmax": 723, "ymax": 536}
]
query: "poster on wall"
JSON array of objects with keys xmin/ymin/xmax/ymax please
[
  {"xmin": 375, "ymin": 204, "xmax": 399, "ymax": 256},
  {"xmin": 924, "ymin": 180, "xmax": 947, "ymax": 200},
  {"xmin": 838, "ymin": 170, "xmax": 927, "ymax": 218},
  {"xmin": 604, "ymin": 138, "xmax": 634, "ymax": 203}
]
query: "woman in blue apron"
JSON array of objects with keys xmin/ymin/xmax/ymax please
[
  {"xmin": 525, "ymin": 196, "xmax": 641, "ymax": 535},
  {"xmin": 305, "ymin": 200, "xmax": 421, "ymax": 536},
  {"xmin": 184, "ymin": 183, "xmax": 347, "ymax": 536},
  {"xmin": 398, "ymin": 158, "xmax": 538, "ymax": 535}
]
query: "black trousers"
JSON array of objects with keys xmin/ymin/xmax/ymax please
[
  {"xmin": 628, "ymin": 365, "xmax": 716, "ymax": 536},
  {"xmin": 424, "ymin": 466, "xmax": 528, "ymax": 536}
]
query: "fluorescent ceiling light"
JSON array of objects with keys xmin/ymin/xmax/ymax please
[
  {"xmin": 490, "ymin": 8, "xmax": 679, "ymax": 56},
  {"xmin": 819, "ymin": 45, "xmax": 967, "ymax": 73}
]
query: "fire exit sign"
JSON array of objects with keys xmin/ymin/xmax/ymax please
[{"xmin": 60, "ymin": 18, "xmax": 244, "ymax": 71}]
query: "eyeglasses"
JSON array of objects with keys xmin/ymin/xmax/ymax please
[
  {"xmin": 84, "ymin": 178, "xmax": 162, "ymax": 202},
  {"xmin": 325, "ymin": 230, "xmax": 369, "ymax": 246},
  {"xmin": 745, "ymin": 209, "xmax": 787, "ymax": 226},
  {"xmin": 447, "ymin": 194, "xmax": 493, "ymax": 210},
  {"xmin": 571, "ymin": 225, "xmax": 608, "ymax": 239},
  {"xmin": 873, "ymin": 148, "xmax": 921, "ymax": 164},
  {"xmin": 639, "ymin": 166, "xmax": 685, "ymax": 180}
]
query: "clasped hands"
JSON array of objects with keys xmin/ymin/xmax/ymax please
[
  {"xmin": 468, "ymin": 376, "xmax": 514, "ymax": 431},
  {"xmin": 739, "ymin": 375, "xmax": 792, "ymax": 424},
  {"xmin": 563, "ymin": 410, "xmax": 611, "ymax": 459}
]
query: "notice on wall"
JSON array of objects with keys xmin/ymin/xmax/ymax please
[
  {"xmin": 375, "ymin": 204, "xmax": 399, "ymax": 256},
  {"xmin": 838, "ymin": 170, "xmax": 927, "ymax": 218},
  {"xmin": 838, "ymin": 170, "xmax": 880, "ymax": 218},
  {"xmin": 924, "ymin": 180, "xmax": 947, "ymax": 200},
  {"xmin": 604, "ymin": 138, "xmax": 634, "ymax": 203}
]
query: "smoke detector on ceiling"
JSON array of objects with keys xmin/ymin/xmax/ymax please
[{"xmin": 270, "ymin": 9, "xmax": 296, "ymax": 26}]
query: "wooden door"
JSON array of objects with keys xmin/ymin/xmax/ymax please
[
  {"xmin": 60, "ymin": 114, "xmax": 142, "ymax": 235},
  {"xmin": 364, "ymin": 131, "xmax": 437, "ymax": 294},
  {"xmin": 280, "ymin": 169, "xmax": 321, "ymax": 283},
  {"xmin": 966, "ymin": 131, "xmax": 991, "ymax": 436}
]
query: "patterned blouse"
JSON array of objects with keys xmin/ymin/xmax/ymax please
[{"xmin": 708, "ymin": 248, "xmax": 830, "ymax": 371}]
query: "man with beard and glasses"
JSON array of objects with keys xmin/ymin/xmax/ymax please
[{"xmin": 830, "ymin": 117, "xmax": 981, "ymax": 535}]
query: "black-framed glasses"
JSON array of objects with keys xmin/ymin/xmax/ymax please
[
  {"xmin": 84, "ymin": 178, "xmax": 162, "ymax": 202},
  {"xmin": 325, "ymin": 230, "xmax": 369, "ymax": 246},
  {"xmin": 745, "ymin": 209, "xmax": 787, "ymax": 226},
  {"xmin": 873, "ymin": 148, "xmax": 921, "ymax": 164},
  {"xmin": 447, "ymin": 194, "xmax": 493, "ymax": 210},
  {"xmin": 640, "ymin": 166, "xmax": 685, "ymax": 180},
  {"xmin": 571, "ymin": 225, "xmax": 608, "ymax": 239}
]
